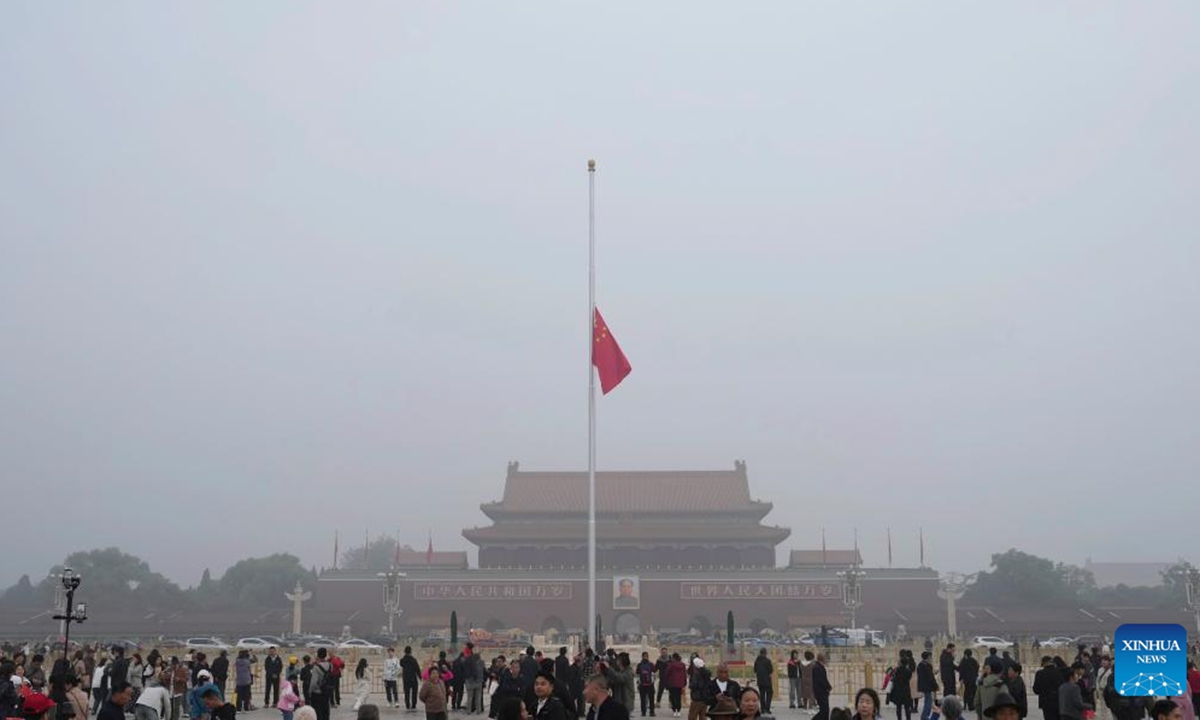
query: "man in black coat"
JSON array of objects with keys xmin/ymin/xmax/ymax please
[
  {"xmin": 263, "ymin": 648, "xmax": 284, "ymax": 708},
  {"xmin": 917, "ymin": 652, "xmax": 939, "ymax": 720},
  {"xmin": 585, "ymin": 675, "xmax": 631, "ymax": 720},
  {"xmin": 706, "ymin": 663, "xmax": 742, "ymax": 710},
  {"xmin": 1033, "ymin": 657, "xmax": 1063, "ymax": 720},
  {"xmin": 522, "ymin": 648, "xmax": 542, "ymax": 696},
  {"xmin": 211, "ymin": 651, "xmax": 230, "ymax": 696},
  {"xmin": 556, "ymin": 649, "xmax": 572, "ymax": 682},
  {"xmin": 959, "ymin": 649, "xmax": 980, "ymax": 711},
  {"xmin": 753, "ymin": 649, "xmax": 774, "ymax": 714},
  {"xmin": 1004, "ymin": 664, "xmax": 1028, "ymax": 719},
  {"xmin": 654, "ymin": 649, "xmax": 670, "ymax": 710},
  {"xmin": 533, "ymin": 672, "xmax": 570, "ymax": 720},
  {"xmin": 109, "ymin": 648, "xmax": 131, "ymax": 689},
  {"xmin": 941, "ymin": 645, "xmax": 959, "ymax": 700},
  {"xmin": 812, "ymin": 654, "xmax": 832, "ymax": 720},
  {"xmin": 399, "ymin": 646, "xmax": 421, "ymax": 710}
]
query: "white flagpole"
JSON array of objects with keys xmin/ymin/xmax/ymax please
[{"xmin": 587, "ymin": 158, "xmax": 597, "ymax": 650}]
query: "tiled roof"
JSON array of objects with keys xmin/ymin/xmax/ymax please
[
  {"xmin": 1083, "ymin": 561, "xmax": 1170, "ymax": 588},
  {"xmin": 463, "ymin": 523, "xmax": 791, "ymax": 543},
  {"xmin": 487, "ymin": 462, "xmax": 765, "ymax": 514},
  {"xmin": 392, "ymin": 551, "xmax": 469, "ymax": 568},
  {"xmin": 790, "ymin": 550, "xmax": 863, "ymax": 566}
]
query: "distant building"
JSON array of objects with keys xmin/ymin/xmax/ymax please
[
  {"xmin": 316, "ymin": 460, "xmax": 939, "ymax": 637},
  {"xmin": 1084, "ymin": 559, "xmax": 1172, "ymax": 588}
]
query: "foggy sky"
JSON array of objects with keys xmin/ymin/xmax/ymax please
[{"xmin": 2, "ymin": 3, "xmax": 1198, "ymax": 590}]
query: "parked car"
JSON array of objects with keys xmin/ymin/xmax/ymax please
[
  {"xmin": 798, "ymin": 629, "xmax": 850, "ymax": 647},
  {"xmin": 237, "ymin": 637, "xmax": 275, "ymax": 649},
  {"xmin": 972, "ymin": 636, "xmax": 1014, "ymax": 649},
  {"xmin": 338, "ymin": 639, "xmax": 383, "ymax": 651},
  {"xmin": 308, "ymin": 638, "xmax": 337, "ymax": 649},
  {"xmin": 258, "ymin": 636, "xmax": 286, "ymax": 647},
  {"xmin": 1038, "ymin": 636, "xmax": 1076, "ymax": 648},
  {"xmin": 1073, "ymin": 635, "xmax": 1108, "ymax": 649},
  {"xmin": 185, "ymin": 637, "xmax": 231, "ymax": 650}
]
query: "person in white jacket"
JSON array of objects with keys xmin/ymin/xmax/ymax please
[
  {"xmin": 352, "ymin": 659, "xmax": 371, "ymax": 711},
  {"xmin": 92, "ymin": 658, "xmax": 110, "ymax": 714},
  {"xmin": 383, "ymin": 649, "xmax": 402, "ymax": 708},
  {"xmin": 135, "ymin": 679, "xmax": 172, "ymax": 720}
]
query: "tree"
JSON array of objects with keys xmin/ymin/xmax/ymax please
[
  {"xmin": 35, "ymin": 548, "xmax": 188, "ymax": 611},
  {"xmin": 214, "ymin": 554, "xmax": 315, "ymax": 607},
  {"xmin": 1160, "ymin": 560, "xmax": 1197, "ymax": 606},
  {"xmin": 340, "ymin": 537, "xmax": 412, "ymax": 571},
  {"xmin": 965, "ymin": 549, "xmax": 1093, "ymax": 604},
  {"xmin": 1, "ymin": 575, "xmax": 38, "ymax": 606}
]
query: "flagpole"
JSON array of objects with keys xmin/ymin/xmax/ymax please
[{"xmin": 587, "ymin": 158, "xmax": 597, "ymax": 650}]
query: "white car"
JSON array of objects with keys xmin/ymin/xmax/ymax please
[
  {"xmin": 1039, "ymin": 637, "xmax": 1076, "ymax": 648},
  {"xmin": 308, "ymin": 638, "xmax": 337, "ymax": 649},
  {"xmin": 338, "ymin": 639, "xmax": 383, "ymax": 650},
  {"xmin": 237, "ymin": 637, "xmax": 275, "ymax": 650},
  {"xmin": 185, "ymin": 637, "xmax": 231, "ymax": 650},
  {"xmin": 972, "ymin": 636, "xmax": 1014, "ymax": 649}
]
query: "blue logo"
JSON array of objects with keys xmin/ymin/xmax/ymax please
[{"xmin": 1113, "ymin": 624, "xmax": 1187, "ymax": 697}]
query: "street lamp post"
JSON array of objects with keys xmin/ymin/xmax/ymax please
[
  {"xmin": 378, "ymin": 569, "xmax": 407, "ymax": 637},
  {"xmin": 51, "ymin": 567, "xmax": 87, "ymax": 665},
  {"xmin": 837, "ymin": 565, "xmax": 866, "ymax": 630}
]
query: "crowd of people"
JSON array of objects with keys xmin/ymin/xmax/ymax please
[
  {"xmin": 1, "ymin": 642, "xmax": 1198, "ymax": 720},
  {"xmin": 881, "ymin": 643, "xmax": 1200, "ymax": 720}
]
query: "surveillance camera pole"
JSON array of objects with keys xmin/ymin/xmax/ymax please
[
  {"xmin": 379, "ymin": 569, "xmax": 407, "ymax": 637},
  {"xmin": 837, "ymin": 564, "xmax": 866, "ymax": 630},
  {"xmin": 51, "ymin": 567, "xmax": 87, "ymax": 665}
]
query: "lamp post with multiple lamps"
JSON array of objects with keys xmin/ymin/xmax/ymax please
[
  {"xmin": 51, "ymin": 567, "xmax": 87, "ymax": 664},
  {"xmin": 378, "ymin": 568, "xmax": 407, "ymax": 637},
  {"xmin": 837, "ymin": 564, "xmax": 866, "ymax": 630}
]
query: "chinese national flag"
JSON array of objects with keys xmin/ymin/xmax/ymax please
[{"xmin": 593, "ymin": 307, "xmax": 631, "ymax": 394}]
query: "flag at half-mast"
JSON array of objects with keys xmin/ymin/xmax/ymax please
[{"xmin": 593, "ymin": 308, "xmax": 631, "ymax": 394}]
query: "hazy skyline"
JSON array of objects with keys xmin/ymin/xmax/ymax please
[{"xmin": 2, "ymin": 4, "xmax": 1198, "ymax": 589}]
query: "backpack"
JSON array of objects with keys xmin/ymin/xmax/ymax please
[
  {"xmin": 320, "ymin": 663, "xmax": 338, "ymax": 693},
  {"xmin": 638, "ymin": 665, "xmax": 654, "ymax": 688}
]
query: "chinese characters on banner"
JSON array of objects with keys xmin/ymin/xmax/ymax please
[
  {"xmin": 679, "ymin": 582, "xmax": 839, "ymax": 600},
  {"xmin": 413, "ymin": 582, "xmax": 573, "ymax": 601}
]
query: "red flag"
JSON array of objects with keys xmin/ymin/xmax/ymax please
[{"xmin": 593, "ymin": 308, "xmax": 631, "ymax": 394}]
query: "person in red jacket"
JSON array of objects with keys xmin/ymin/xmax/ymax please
[
  {"xmin": 662, "ymin": 655, "xmax": 687, "ymax": 719},
  {"xmin": 328, "ymin": 655, "xmax": 345, "ymax": 708}
]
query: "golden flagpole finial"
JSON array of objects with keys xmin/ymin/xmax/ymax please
[{"xmin": 588, "ymin": 159, "xmax": 596, "ymax": 171}]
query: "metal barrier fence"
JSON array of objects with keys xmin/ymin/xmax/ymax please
[{"xmin": 140, "ymin": 641, "xmax": 1073, "ymax": 707}]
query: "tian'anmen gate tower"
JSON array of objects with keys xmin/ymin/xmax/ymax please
[{"xmin": 316, "ymin": 461, "xmax": 941, "ymax": 638}]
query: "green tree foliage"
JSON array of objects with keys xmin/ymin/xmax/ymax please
[
  {"xmin": 212, "ymin": 554, "xmax": 315, "ymax": 607},
  {"xmin": 35, "ymin": 547, "xmax": 189, "ymax": 610},
  {"xmin": 2, "ymin": 575, "xmax": 38, "ymax": 605},
  {"xmin": 341, "ymin": 537, "xmax": 413, "ymax": 570},
  {"xmin": 1160, "ymin": 559, "xmax": 1197, "ymax": 605},
  {"xmin": 965, "ymin": 549, "xmax": 1096, "ymax": 604}
]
